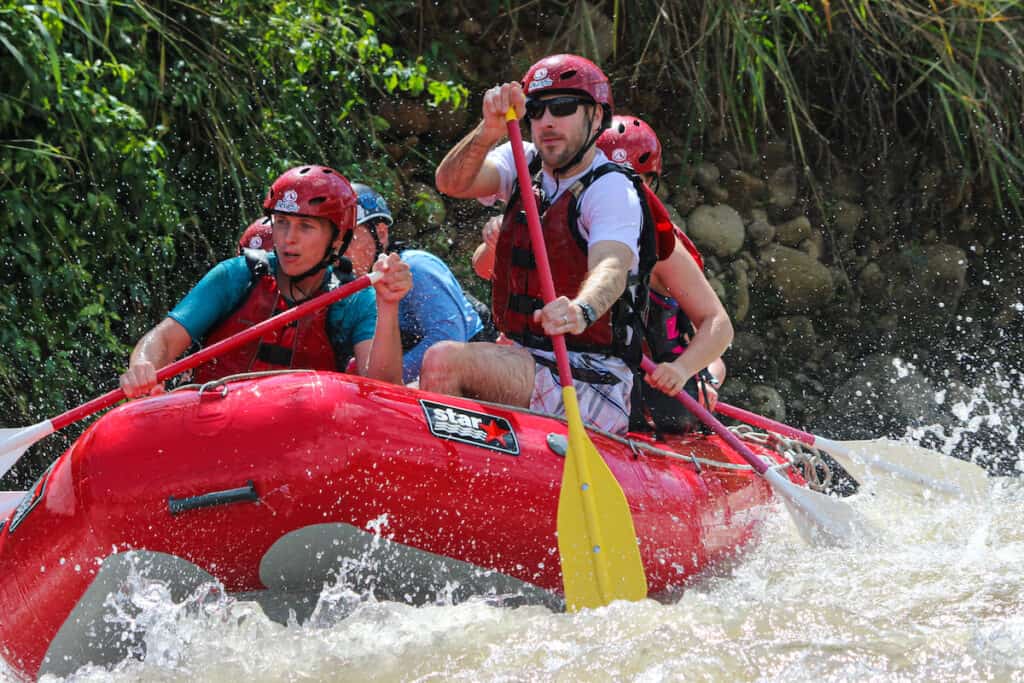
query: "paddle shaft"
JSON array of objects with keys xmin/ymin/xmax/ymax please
[
  {"xmin": 49, "ymin": 272, "xmax": 379, "ymax": 432},
  {"xmin": 505, "ymin": 117, "xmax": 573, "ymax": 389},
  {"xmin": 640, "ymin": 357, "xmax": 769, "ymax": 475}
]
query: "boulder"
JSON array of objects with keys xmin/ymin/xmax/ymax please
[
  {"xmin": 723, "ymin": 170, "xmax": 767, "ymax": 211},
  {"xmin": 687, "ymin": 204, "xmax": 745, "ymax": 257},
  {"xmin": 827, "ymin": 354, "xmax": 943, "ymax": 437},
  {"xmin": 748, "ymin": 384, "xmax": 786, "ymax": 422},
  {"xmin": 767, "ymin": 165, "xmax": 798, "ymax": 210},
  {"xmin": 884, "ymin": 243, "xmax": 969, "ymax": 338},
  {"xmin": 760, "ymin": 244, "xmax": 834, "ymax": 312},
  {"xmin": 746, "ymin": 217, "xmax": 775, "ymax": 247},
  {"xmin": 693, "ymin": 162, "xmax": 721, "ymax": 190},
  {"xmin": 775, "ymin": 215, "xmax": 812, "ymax": 247},
  {"xmin": 831, "ymin": 200, "xmax": 864, "ymax": 239}
]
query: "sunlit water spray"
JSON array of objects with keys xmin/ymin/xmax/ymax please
[{"xmin": 2, "ymin": 382, "xmax": 1021, "ymax": 682}]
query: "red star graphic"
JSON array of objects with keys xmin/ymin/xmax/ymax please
[{"xmin": 482, "ymin": 419, "xmax": 509, "ymax": 445}]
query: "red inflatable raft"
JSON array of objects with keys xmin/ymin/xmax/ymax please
[{"xmin": 0, "ymin": 371, "xmax": 797, "ymax": 678}]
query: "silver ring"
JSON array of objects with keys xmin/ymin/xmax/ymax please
[{"xmin": 562, "ymin": 315, "xmax": 569, "ymax": 324}]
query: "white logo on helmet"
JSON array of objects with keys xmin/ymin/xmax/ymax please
[
  {"xmin": 274, "ymin": 189, "xmax": 300, "ymax": 213},
  {"xmin": 611, "ymin": 148, "xmax": 629, "ymax": 164},
  {"xmin": 248, "ymin": 235, "xmax": 264, "ymax": 249},
  {"xmin": 528, "ymin": 68, "xmax": 552, "ymax": 92}
]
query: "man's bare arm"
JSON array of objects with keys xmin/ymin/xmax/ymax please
[
  {"xmin": 575, "ymin": 240, "xmax": 635, "ymax": 318},
  {"xmin": 435, "ymin": 81, "xmax": 525, "ymax": 199},
  {"xmin": 119, "ymin": 317, "xmax": 193, "ymax": 397},
  {"xmin": 534, "ymin": 240, "xmax": 635, "ymax": 336},
  {"xmin": 435, "ymin": 122, "xmax": 505, "ymax": 198}
]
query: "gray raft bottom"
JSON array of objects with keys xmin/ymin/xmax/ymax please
[{"xmin": 41, "ymin": 522, "xmax": 561, "ymax": 679}]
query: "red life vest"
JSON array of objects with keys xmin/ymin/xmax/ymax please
[
  {"xmin": 192, "ymin": 262, "xmax": 340, "ymax": 383},
  {"xmin": 491, "ymin": 160, "xmax": 666, "ymax": 360}
]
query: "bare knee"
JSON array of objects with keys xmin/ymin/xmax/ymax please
[{"xmin": 420, "ymin": 341, "xmax": 466, "ymax": 394}]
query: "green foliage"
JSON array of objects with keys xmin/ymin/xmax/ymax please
[{"xmin": 0, "ymin": 0, "xmax": 467, "ymax": 483}]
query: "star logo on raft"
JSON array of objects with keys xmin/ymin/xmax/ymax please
[{"xmin": 420, "ymin": 399, "xmax": 520, "ymax": 455}]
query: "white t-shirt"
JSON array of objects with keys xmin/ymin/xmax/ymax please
[{"xmin": 480, "ymin": 142, "xmax": 642, "ymax": 271}]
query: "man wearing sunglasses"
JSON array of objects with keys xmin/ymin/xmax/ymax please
[{"xmin": 425, "ymin": 54, "xmax": 657, "ymax": 435}]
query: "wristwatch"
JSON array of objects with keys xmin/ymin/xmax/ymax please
[{"xmin": 576, "ymin": 301, "xmax": 597, "ymax": 329}]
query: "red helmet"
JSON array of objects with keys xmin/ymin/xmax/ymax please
[
  {"xmin": 597, "ymin": 116, "xmax": 663, "ymax": 176},
  {"xmin": 262, "ymin": 165, "xmax": 357, "ymax": 234},
  {"xmin": 238, "ymin": 217, "xmax": 273, "ymax": 254},
  {"xmin": 522, "ymin": 54, "xmax": 613, "ymax": 126}
]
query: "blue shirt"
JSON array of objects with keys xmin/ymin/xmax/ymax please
[
  {"xmin": 400, "ymin": 249, "xmax": 483, "ymax": 382},
  {"xmin": 168, "ymin": 254, "xmax": 378, "ymax": 365}
]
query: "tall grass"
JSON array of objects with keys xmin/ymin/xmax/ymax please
[{"xmin": 567, "ymin": 0, "xmax": 1023, "ymax": 218}]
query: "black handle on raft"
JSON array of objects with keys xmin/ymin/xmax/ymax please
[{"xmin": 168, "ymin": 480, "xmax": 259, "ymax": 516}]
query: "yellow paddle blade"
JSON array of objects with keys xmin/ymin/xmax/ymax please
[{"xmin": 556, "ymin": 387, "xmax": 647, "ymax": 611}]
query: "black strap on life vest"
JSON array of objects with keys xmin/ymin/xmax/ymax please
[
  {"xmin": 504, "ymin": 157, "xmax": 657, "ymax": 365},
  {"xmin": 240, "ymin": 250, "xmax": 358, "ymax": 371}
]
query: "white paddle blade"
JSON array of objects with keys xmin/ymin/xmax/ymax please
[
  {"xmin": 0, "ymin": 422, "xmax": 54, "ymax": 480},
  {"xmin": 818, "ymin": 437, "xmax": 989, "ymax": 501},
  {"xmin": 0, "ymin": 490, "xmax": 26, "ymax": 521},
  {"xmin": 764, "ymin": 467, "xmax": 874, "ymax": 547}
]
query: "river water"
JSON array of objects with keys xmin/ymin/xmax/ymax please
[{"xmin": 4, "ymin": 431, "xmax": 1022, "ymax": 682}]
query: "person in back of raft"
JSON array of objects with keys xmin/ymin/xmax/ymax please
[
  {"xmin": 345, "ymin": 182, "xmax": 495, "ymax": 384},
  {"xmin": 470, "ymin": 114, "xmax": 733, "ymax": 433},
  {"xmin": 421, "ymin": 54, "xmax": 655, "ymax": 435},
  {"xmin": 118, "ymin": 165, "xmax": 412, "ymax": 397},
  {"xmin": 597, "ymin": 116, "xmax": 731, "ymax": 432},
  {"xmin": 237, "ymin": 215, "xmax": 273, "ymax": 254}
]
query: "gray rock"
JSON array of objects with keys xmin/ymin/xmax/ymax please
[
  {"xmin": 884, "ymin": 243, "xmax": 968, "ymax": 337},
  {"xmin": 760, "ymin": 244, "xmax": 835, "ymax": 312},
  {"xmin": 828, "ymin": 354, "xmax": 942, "ymax": 433},
  {"xmin": 693, "ymin": 162, "xmax": 721, "ymax": 190},
  {"xmin": 775, "ymin": 215, "xmax": 812, "ymax": 247},
  {"xmin": 724, "ymin": 170, "xmax": 768, "ymax": 211},
  {"xmin": 729, "ymin": 260, "xmax": 751, "ymax": 322},
  {"xmin": 672, "ymin": 185, "xmax": 703, "ymax": 216},
  {"xmin": 687, "ymin": 204, "xmax": 745, "ymax": 257},
  {"xmin": 728, "ymin": 331, "xmax": 767, "ymax": 367},
  {"xmin": 749, "ymin": 384, "xmax": 786, "ymax": 422},
  {"xmin": 831, "ymin": 200, "xmax": 864, "ymax": 238},
  {"xmin": 767, "ymin": 165, "xmax": 798, "ymax": 210},
  {"xmin": 767, "ymin": 315, "xmax": 818, "ymax": 360},
  {"xmin": 747, "ymin": 218, "xmax": 775, "ymax": 247}
]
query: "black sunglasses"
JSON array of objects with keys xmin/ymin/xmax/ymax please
[{"xmin": 524, "ymin": 96, "xmax": 590, "ymax": 121}]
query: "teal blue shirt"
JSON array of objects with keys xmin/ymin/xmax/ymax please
[{"xmin": 168, "ymin": 254, "xmax": 377, "ymax": 365}]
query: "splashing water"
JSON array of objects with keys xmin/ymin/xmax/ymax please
[{"xmin": 2, "ymin": 468, "xmax": 1012, "ymax": 683}]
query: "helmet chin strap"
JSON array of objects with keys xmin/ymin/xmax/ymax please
[{"xmin": 553, "ymin": 104, "xmax": 608, "ymax": 178}]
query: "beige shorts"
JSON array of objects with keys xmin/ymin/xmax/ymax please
[{"xmin": 526, "ymin": 348, "xmax": 633, "ymax": 435}]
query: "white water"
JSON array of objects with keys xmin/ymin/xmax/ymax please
[
  {"xmin": 2, "ymin": 469, "xmax": 1013, "ymax": 682},
  {"xmin": 4, "ymin": 383, "xmax": 1023, "ymax": 682}
]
